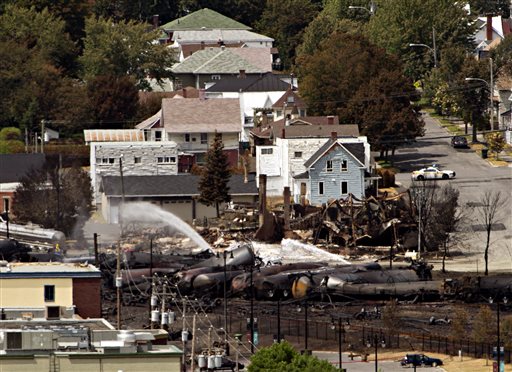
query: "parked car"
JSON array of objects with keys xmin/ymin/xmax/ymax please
[
  {"xmin": 451, "ymin": 136, "xmax": 468, "ymax": 148},
  {"xmin": 411, "ymin": 166, "xmax": 455, "ymax": 181},
  {"xmin": 401, "ymin": 353, "xmax": 443, "ymax": 367}
]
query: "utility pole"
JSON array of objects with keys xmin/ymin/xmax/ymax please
[
  {"xmin": 190, "ymin": 314, "xmax": 197, "ymax": 372},
  {"xmin": 182, "ymin": 299, "xmax": 187, "ymax": 372},
  {"xmin": 116, "ymin": 242, "xmax": 122, "ymax": 330},
  {"xmin": 119, "ymin": 155, "xmax": 125, "ymax": 237},
  {"xmin": 160, "ymin": 279, "xmax": 167, "ymax": 330},
  {"xmin": 93, "ymin": 233, "xmax": 99, "ymax": 267},
  {"xmin": 490, "ymin": 57, "xmax": 494, "ymax": 131},
  {"xmin": 4, "ymin": 198, "xmax": 9, "ymax": 239},
  {"xmin": 40, "ymin": 120, "xmax": 45, "ymax": 154},
  {"xmin": 432, "ymin": 27, "xmax": 437, "ymax": 68},
  {"xmin": 250, "ymin": 265, "xmax": 254, "ymax": 354}
]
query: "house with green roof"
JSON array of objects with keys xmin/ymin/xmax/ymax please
[{"xmin": 161, "ymin": 8, "xmax": 251, "ymax": 32}]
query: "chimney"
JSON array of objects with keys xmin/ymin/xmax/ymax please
[
  {"xmin": 199, "ymin": 88, "xmax": 205, "ymax": 100},
  {"xmin": 331, "ymin": 132, "xmax": 337, "ymax": 140},
  {"xmin": 486, "ymin": 15, "xmax": 493, "ymax": 41},
  {"xmin": 281, "ymin": 128, "xmax": 286, "ymax": 139},
  {"xmin": 152, "ymin": 14, "xmax": 159, "ymax": 30},
  {"xmin": 290, "ymin": 73, "xmax": 294, "ymax": 90},
  {"xmin": 327, "ymin": 116, "xmax": 334, "ymax": 125},
  {"xmin": 239, "ymin": 69, "xmax": 246, "ymax": 79},
  {"xmin": 200, "ymin": 41, "xmax": 205, "ymax": 50}
]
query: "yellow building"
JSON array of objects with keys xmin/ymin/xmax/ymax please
[{"xmin": 0, "ymin": 262, "xmax": 101, "ymax": 319}]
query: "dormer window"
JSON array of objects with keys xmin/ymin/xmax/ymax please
[
  {"xmin": 326, "ymin": 160, "xmax": 333, "ymax": 172},
  {"xmin": 287, "ymin": 96, "xmax": 294, "ymax": 103}
]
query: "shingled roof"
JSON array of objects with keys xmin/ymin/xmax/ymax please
[
  {"xmin": 161, "ymin": 98, "xmax": 241, "ymax": 133},
  {"xmin": 172, "ymin": 47, "xmax": 272, "ymax": 74},
  {"xmin": 272, "ymin": 89, "xmax": 306, "ymax": 109},
  {"xmin": 162, "ymin": 8, "xmax": 251, "ymax": 31},
  {"xmin": 101, "ymin": 174, "xmax": 257, "ymax": 197},
  {"xmin": 172, "ymin": 29, "xmax": 273, "ymax": 44},
  {"xmin": 206, "ymin": 72, "xmax": 290, "ymax": 92}
]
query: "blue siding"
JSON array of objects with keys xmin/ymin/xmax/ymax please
[{"xmin": 308, "ymin": 145, "xmax": 364, "ymax": 205}]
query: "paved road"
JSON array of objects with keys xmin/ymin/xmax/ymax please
[
  {"xmin": 393, "ymin": 112, "xmax": 512, "ymax": 272},
  {"xmin": 313, "ymin": 351, "xmax": 444, "ymax": 372}
]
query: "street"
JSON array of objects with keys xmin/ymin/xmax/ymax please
[
  {"xmin": 313, "ymin": 351, "xmax": 444, "ymax": 372},
  {"xmin": 393, "ymin": 112, "xmax": 512, "ymax": 272}
]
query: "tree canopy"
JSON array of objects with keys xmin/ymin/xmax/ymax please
[
  {"xmin": 80, "ymin": 16, "xmax": 175, "ymax": 90},
  {"xmin": 256, "ymin": 0, "xmax": 319, "ymax": 70},
  {"xmin": 366, "ymin": 0, "xmax": 476, "ymax": 80},
  {"xmin": 12, "ymin": 162, "xmax": 93, "ymax": 237},
  {"xmin": 248, "ymin": 341, "xmax": 338, "ymax": 372}
]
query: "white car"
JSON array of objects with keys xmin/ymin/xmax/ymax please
[{"xmin": 411, "ymin": 166, "xmax": 455, "ymax": 181}]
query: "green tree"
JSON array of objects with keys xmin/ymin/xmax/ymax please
[
  {"xmin": 80, "ymin": 16, "xmax": 175, "ymax": 90},
  {"xmin": 249, "ymin": 341, "xmax": 337, "ymax": 372},
  {"xmin": 198, "ymin": 132, "xmax": 231, "ymax": 217},
  {"xmin": 366, "ymin": 0, "xmax": 476, "ymax": 80},
  {"xmin": 300, "ymin": 32, "xmax": 396, "ymax": 115},
  {"xmin": 491, "ymin": 34, "xmax": 512, "ymax": 76},
  {"xmin": 0, "ymin": 4, "xmax": 76, "ymax": 71},
  {"xmin": 342, "ymin": 69, "xmax": 424, "ymax": 157},
  {"xmin": 0, "ymin": 127, "xmax": 24, "ymax": 154},
  {"xmin": 468, "ymin": 0, "xmax": 510, "ymax": 18},
  {"xmin": 486, "ymin": 132, "xmax": 506, "ymax": 160},
  {"xmin": 12, "ymin": 163, "xmax": 93, "ymax": 237},
  {"xmin": 455, "ymin": 57, "xmax": 491, "ymax": 143},
  {"xmin": 256, "ymin": 0, "xmax": 319, "ymax": 70},
  {"xmin": 87, "ymin": 75, "xmax": 140, "ymax": 128}
]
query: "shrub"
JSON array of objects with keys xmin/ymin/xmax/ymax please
[{"xmin": 0, "ymin": 127, "xmax": 21, "ymax": 141}]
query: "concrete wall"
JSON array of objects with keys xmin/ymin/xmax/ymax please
[
  {"xmin": 0, "ymin": 278, "xmax": 72, "ymax": 308},
  {"xmin": 308, "ymin": 146, "xmax": 365, "ymax": 205}
]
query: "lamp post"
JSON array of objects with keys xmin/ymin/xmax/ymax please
[
  {"xmin": 331, "ymin": 317, "xmax": 350, "ymax": 371},
  {"xmin": 489, "ymin": 296, "xmax": 508, "ymax": 372},
  {"xmin": 367, "ymin": 333, "xmax": 385, "ymax": 372},
  {"xmin": 465, "ymin": 69, "xmax": 494, "ymax": 133},
  {"xmin": 348, "ymin": 1, "xmax": 376, "ymax": 15},
  {"xmin": 222, "ymin": 250, "xmax": 234, "ymax": 355},
  {"xmin": 409, "ymin": 27, "xmax": 438, "ymax": 68},
  {"xmin": 297, "ymin": 300, "xmax": 309, "ymax": 351}
]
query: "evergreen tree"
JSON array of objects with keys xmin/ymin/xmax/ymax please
[{"xmin": 198, "ymin": 132, "xmax": 231, "ymax": 217}]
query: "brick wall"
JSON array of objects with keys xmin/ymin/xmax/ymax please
[{"xmin": 72, "ymin": 277, "xmax": 101, "ymax": 318}]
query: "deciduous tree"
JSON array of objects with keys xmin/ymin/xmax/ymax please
[
  {"xmin": 486, "ymin": 132, "xmax": 506, "ymax": 160},
  {"xmin": 255, "ymin": 0, "xmax": 319, "ymax": 70},
  {"xmin": 12, "ymin": 162, "xmax": 93, "ymax": 237},
  {"xmin": 472, "ymin": 305, "xmax": 496, "ymax": 344},
  {"xmin": 80, "ymin": 16, "xmax": 175, "ymax": 90},
  {"xmin": 249, "ymin": 341, "xmax": 337, "ymax": 372},
  {"xmin": 198, "ymin": 132, "xmax": 231, "ymax": 217}
]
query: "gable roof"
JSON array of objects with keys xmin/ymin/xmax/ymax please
[
  {"xmin": 272, "ymin": 89, "xmax": 306, "ymax": 108},
  {"xmin": 304, "ymin": 138, "xmax": 365, "ymax": 169},
  {"xmin": 161, "ymin": 97, "xmax": 241, "ymax": 133},
  {"xmin": 0, "ymin": 154, "xmax": 46, "ymax": 183},
  {"xmin": 172, "ymin": 47, "xmax": 272, "ymax": 74},
  {"xmin": 162, "ymin": 8, "xmax": 251, "ymax": 31},
  {"xmin": 101, "ymin": 174, "xmax": 257, "ymax": 197},
  {"xmin": 172, "ymin": 29, "xmax": 273, "ymax": 44},
  {"xmin": 206, "ymin": 72, "xmax": 290, "ymax": 92}
]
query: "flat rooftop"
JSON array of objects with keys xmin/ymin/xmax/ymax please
[{"xmin": 0, "ymin": 262, "xmax": 101, "ymax": 278}]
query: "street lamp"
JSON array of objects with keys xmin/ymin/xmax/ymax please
[
  {"xmin": 409, "ymin": 27, "xmax": 438, "ymax": 68},
  {"xmin": 367, "ymin": 333, "xmax": 386, "ymax": 372},
  {"xmin": 348, "ymin": 1, "xmax": 376, "ymax": 15},
  {"xmin": 466, "ymin": 73, "xmax": 495, "ymax": 132},
  {"xmin": 269, "ymin": 289, "xmax": 288, "ymax": 343},
  {"xmin": 331, "ymin": 317, "xmax": 350, "ymax": 371},
  {"xmin": 219, "ymin": 250, "xmax": 234, "ymax": 355},
  {"xmin": 297, "ymin": 299, "xmax": 309, "ymax": 352},
  {"xmin": 489, "ymin": 296, "xmax": 508, "ymax": 372}
]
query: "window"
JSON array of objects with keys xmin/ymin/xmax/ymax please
[
  {"xmin": 294, "ymin": 151, "xmax": 302, "ymax": 158},
  {"xmin": 287, "ymin": 96, "xmax": 295, "ymax": 103},
  {"xmin": 134, "ymin": 157, "xmax": 141, "ymax": 164},
  {"xmin": 200, "ymin": 133, "xmax": 208, "ymax": 144},
  {"xmin": 154, "ymin": 131, "xmax": 162, "ymax": 141},
  {"xmin": 185, "ymin": 133, "xmax": 191, "ymax": 142},
  {"xmin": 44, "ymin": 285, "xmax": 55, "ymax": 302},
  {"xmin": 341, "ymin": 181, "xmax": 348, "ymax": 195},
  {"xmin": 6, "ymin": 333, "xmax": 22, "ymax": 349},
  {"xmin": 261, "ymin": 148, "xmax": 273, "ymax": 155},
  {"xmin": 326, "ymin": 160, "xmax": 333, "ymax": 172},
  {"xmin": 318, "ymin": 182, "xmax": 324, "ymax": 195},
  {"xmin": 341, "ymin": 160, "xmax": 348, "ymax": 172},
  {"xmin": 276, "ymin": 110, "xmax": 282, "ymax": 117},
  {"xmin": 98, "ymin": 158, "xmax": 115, "ymax": 165},
  {"xmin": 211, "ymin": 75, "xmax": 221, "ymax": 80},
  {"xmin": 157, "ymin": 156, "xmax": 176, "ymax": 164}
]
